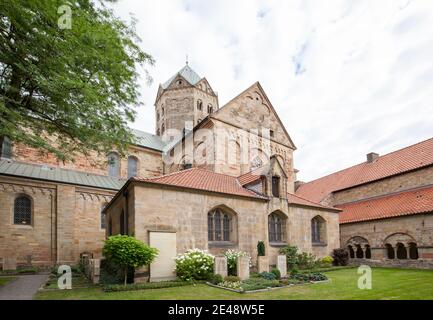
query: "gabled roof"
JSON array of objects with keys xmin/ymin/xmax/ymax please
[
  {"xmin": 161, "ymin": 64, "xmax": 202, "ymax": 89},
  {"xmin": 132, "ymin": 129, "xmax": 166, "ymax": 152},
  {"xmin": 0, "ymin": 160, "xmax": 125, "ymax": 190},
  {"xmin": 296, "ymin": 137, "xmax": 433, "ymax": 203},
  {"xmin": 133, "ymin": 167, "xmax": 267, "ymax": 200},
  {"xmin": 338, "ymin": 184, "xmax": 433, "ymax": 224}
]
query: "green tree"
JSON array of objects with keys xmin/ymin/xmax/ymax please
[
  {"xmin": 102, "ymin": 235, "xmax": 158, "ymax": 285},
  {"xmin": 0, "ymin": 0, "xmax": 154, "ymax": 161}
]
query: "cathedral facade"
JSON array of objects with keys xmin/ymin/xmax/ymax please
[{"xmin": 0, "ymin": 64, "xmax": 340, "ymax": 272}]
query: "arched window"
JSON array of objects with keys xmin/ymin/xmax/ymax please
[
  {"xmin": 268, "ymin": 212, "xmax": 286, "ymax": 243},
  {"xmin": 1, "ymin": 136, "xmax": 12, "ymax": 159},
  {"xmin": 355, "ymin": 245, "xmax": 364, "ymax": 258},
  {"xmin": 272, "ymin": 176, "xmax": 280, "ymax": 197},
  {"xmin": 311, "ymin": 216, "xmax": 326, "ymax": 244},
  {"xmin": 348, "ymin": 245, "xmax": 355, "ymax": 258},
  {"xmin": 207, "ymin": 104, "xmax": 213, "ymax": 114},
  {"xmin": 208, "ymin": 208, "xmax": 232, "ymax": 242},
  {"xmin": 161, "ymin": 123, "xmax": 165, "ymax": 135},
  {"xmin": 386, "ymin": 243, "xmax": 395, "ymax": 259},
  {"xmin": 101, "ymin": 203, "xmax": 107, "ymax": 229},
  {"xmin": 197, "ymin": 100, "xmax": 203, "ymax": 111},
  {"xmin": 14, "ymin": 195, "xmax": 32, "ymax": 225},
  {"xmin": 107, "ymin": 152, "xmax": 120, "ymax": 177},
  {"xmin": 365, "ymin": 245, "xmax": 371, "ymax": 259},
  {"xmin": 127, "ymin": 156, "xmax": 138, "ymax": 178},
  {"xmin": 396, "ymin": 243, "xmax": 407, "ymax": 259},
  {"xmin": 409, "ymin": 243, "xmax": 419, "ymax": 260},
  {"xmin": 120, "ymin": 210, "xmax": 125, "ymax": 235}
]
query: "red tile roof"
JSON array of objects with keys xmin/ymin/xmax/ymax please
[
  {"xmin": 237, "ymin": 167, "xmax": 267, "ymax": 186},
  {"xmin": 134, "ymin": 168, "xmax": 267, "ymax": 200},
  {"xmin": 288, "ymin": 193, "xmax": 341, "ymax": 211},
  {"xmin": 296, "ymin": 137, "xmax": 433, "ymax": 203},
  {"xmin": 337, "ymin": 184, "xmax": 433, "ymax": 224}
]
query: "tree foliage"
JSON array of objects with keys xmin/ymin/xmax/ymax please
[
  {"xmin": 0, "ymin": 0, "xmax": 154, "ymax": 161},
  {"xmin": 103, "ymin": 235, "xmax": 158, "ymax": 284}
]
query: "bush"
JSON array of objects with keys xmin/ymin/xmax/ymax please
[
  {"xmin": 257, "ymin": 241, "xmax": 265, "ymax": 256},
  {"xmin": 320, "ymin": 256, "xmax": 334, "ymax": 267},
  {"xmin": 258, "ymin": 272, "xmax": 277, "ymax": 280},
  {"xmin": 174, "ymin": 249, "xmax": 214, "ymax": 281},
  {"xmin": 100, "ymin": 258, "xmax": 134, "ymax": 285},
  {"xmin": 291, "ymin": 272, "xmax": 327, "ymax": 282},
  {"xmin": 224, "ymin": 275, "xmax": 241, "ymax": 283},
  {"xmin": 241, "ymin": 278, "xmax": 281, "ymax": 291},
  {"xmin": 103, "ymin": 235, "xmax": 158, "ymax": 285},
  {"xmin": 279, "ymin": 245, "xmax": 299, "ymax": 270},
  {"xmin": 209, "ymin": 274, "xmax": 223, "ymax": 285},
  {"xmin": 103, "ymin": 280, "xmax": 192, "ymax": 292},
  {"xmin": 297, "ymin": 252, "xmax": 317, "ymax": 269},
  {"xmin": 271, "ymin": 268, "xmax": 281, "ymax": 280},
  {"xmin": 224, "ymin": 249, "xmax": 250, "ymax": 276},
  {"xmin": 332, "ymin": 248, "xmax": 349, "ymax": 266},
  {"xmin": 218, "ymin": 281, "xmax": 242, "ymax": 290}
]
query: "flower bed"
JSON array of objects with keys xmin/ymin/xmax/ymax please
[{"xmin": 207, "ymin": 272, "xmax": 330, "ymax": 293}]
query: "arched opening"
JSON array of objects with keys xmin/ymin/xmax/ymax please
[
  {"xmin": 396, "ymin": 243, "xmax": 407, "ymax": 259},
  {"xmin": 409, "ymin": 242, "xmax": 419, "ymax": 260},
  {"xmin": 107, "ymin": 152, "xmax": 120, "ymax": 177},
  {"xmin": 365, "ymin": 245, "xmax": 371, "ymax": 259},
  {"xmin": 268, "ymin": 211, "xmax": 287, "ymax": 243},
  {"xmin": 386, "ymin": 243, "xmax": 395, "ymax": 259},
  {"xmin": 348, "ymin": 245, "xmax": 355, "ymax": 258},
  {"xmin": 355, "ymin": 244, "xmax": 364, "ymax": 258},
  {"xmin": 208, "ymin": 207, "xmax": 236, "ymax": 243},
  {"xmin": 14, "ymin": 194, "xmax": 32, "ymax": 225},
  {"xmin": 197, "ymin": 100, "xmax": 203, "ymax": 111},
  {"xmin": 311, "ymin": 216, "xmax": 326, "ymax": 244},
  {"xmin": 127, "ymin": 156, "xmax": 138, "ymax": 178}
]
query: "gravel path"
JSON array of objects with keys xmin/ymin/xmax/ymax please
[{"xmin": 0, "ymin": 275, "xmax": 49, "ymax": 300}]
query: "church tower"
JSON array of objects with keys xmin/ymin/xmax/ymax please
[{"xmin": 154, "ymin": 64, "xmax": 219, "ymax": 139}]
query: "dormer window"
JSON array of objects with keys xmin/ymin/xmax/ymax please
[{"xmin": 272, "ymin": 176, "xmax": 280, "ymax": 198}]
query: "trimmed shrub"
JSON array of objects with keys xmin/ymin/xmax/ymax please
[
  {"xmin": 103, "ymin": 235, "xmax": 158, "ymax": 285},
  {"xmin": 332, "ymin": 248, "xmax": 349, "ymax": 266},
  {"xmin": 103, "ymin": 280, "xmax": 192, "ymax": 292},
  {"xmin": 271, "ymin": 268, "xmax": 281, "ymax": 280},
  {"xmin": 259, "ymin": 271, "xmax": 277, "ymax": 280},
  {"xmin": 257, "ymin": 241, "xmax": 266, "ymax": 257},
  {"xmin": 279, "ymin": 245, "xmax": 299, "ymax": 270},
  {"xmin": 224, "ymin": 249, "xmax": 250, "ymax": 276},
  {"xmin": 224, "ymin": 275, "xmax": 241, "ymax": 283},
  {"xmin": 297, "ymin": 252, "xmax": 317, "ymax": 270},
  {"xmin": 209, "ymin": 274, "xmax": 224, "ymax": 285},
  {"xmin": 291, "ymin": 272, "xmax": 327, "ymax": 282},
  {"xmin": 174, "ymin": 249, "xmax": 214, "ymax": 281},
  {"xmin": 241, "ymin": 278, "xmax": 281, "ymax": 291}
]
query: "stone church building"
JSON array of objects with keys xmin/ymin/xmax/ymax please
[
  {"xmin": 0, "ymin": 64, "xmax": 340, "ymax": 273},
  {"xmin": 296, "ymin": 138, "xmax": 433, "ymax": 268}
]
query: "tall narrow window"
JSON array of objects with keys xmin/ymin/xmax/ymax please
[
  {"xmin": 127, "ymin": 156, "xmax": 138, "ymax": 178},
  {"xmin": 108, "ymin": 152, "xmax": 120, "ymax": 177},
  {"xmin": 197, "ymin": 100, "xmax": 203, "ymax": 111},
  {"xmin": 386, "ymin": 243, "xmax": 395, "ymax": 259},
  {"xmin": 355, "ymin": 245, "xmax": 364, "ymax": 258},
  {"xmin": 348, "ymin": 245, "xmax": 355, "ymax": 258},
  {"xmin": 365, "ymin": 245, "xmax": 371, "ymax": 259},
  {"xmin": 272, "ymin": 176, "xmax": 280, "ymax": 197},
  {"xmin": 208, "ymin": 208, "xmax": 233, "ymax": 242},
  {"xmin": 207, "ymin": 104, "xmax": 213, "ymax": 114},
  {"xmin": 409, "ymin": 243, "xmax": 419, "ymax": 260},
  {"xmin": 0, "ymin": 136, "xmax": 12, "ymax": 159},
  {"xmin": 268, "ymin": 212, "xmax": 286, "ymax": 243},
  {"xmin": 311, "ymin": 216, "xmax": 326, "ymax": 244},
  {"xmin": 101, "ymin": 204, "xmax": 107, "ymax": 229},
  {"xmin": 396, "ymin": 243, "xmax": 407, "ymax": 259},
  {"xmin": 108, "ymin": 217, "xmax": 112, "ymax": 236},
  {"xmin": 157, "ymin": 112, "xmax": 160, "ymax": 121},
  {"xmin": 120, "ymin": 211, "xmax": 125, "ymax": 235},
  {"xmin": 161, "ymin": 123, "xmax": 165, "ymax": 135},
  {"xmin": 14, "ymin": 195, "xmax": 32, "ymax": 225}
]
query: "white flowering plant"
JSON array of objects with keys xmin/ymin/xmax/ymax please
[
  {"xmin": 224, "ymin": 249, "xmax": 251, "ymax": 276},
  {"xmin": 174, "ymin": 248, "xmax": 214, "ymax": 281}
]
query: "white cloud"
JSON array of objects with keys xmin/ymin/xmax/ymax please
[{"xmin": 109, "ymin": 0, "xmax": 433, "ymax": 181}]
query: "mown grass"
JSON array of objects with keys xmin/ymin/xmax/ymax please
[
  {"xmin": 0, "ymin": 277, "xmax": 17, "ymax": 287},
  {"xmin": 35, "ymin": 267, "xmax": 433, "ymax": 300}
]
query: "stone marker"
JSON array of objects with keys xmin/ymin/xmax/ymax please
[
  {"xmin": 257, "ymin": 256, "xmax": 269, "ymax": 273},
  {"xmin": 237, "ymin": 256, "xmax": 250, "ymax": 280},
  {"xmin": 277, "ymin": 255, "xmax": 287, "ymax": 278},
  {"xmin": 214, "ymin": 256, "xmax": 228, "ymax": 278},
  {"xmin": 3, "ymin": 257, "xmax": 17, "ymax": 271}
]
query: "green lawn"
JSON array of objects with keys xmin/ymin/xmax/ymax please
[
  {"xmin": 0, "ymin": 277, "xmax": 16, "ymax": 287},
  {"xmin": 35, "ymin": 268, "xmax": 433, "ymax": 300}
]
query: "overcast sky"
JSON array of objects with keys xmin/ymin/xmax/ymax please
[{"xmin": 109, "ymin": 0, "xmax": 433, "ymax": 182}]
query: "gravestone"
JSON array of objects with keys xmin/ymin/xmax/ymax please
[
  {"xmin": 214, "ymin": 256, "xmax": 228, "ymax": 278},
  {"xmin": 3, "ymin": 257, "xmax": 17, "ymax": 271},
  {"xmin": 237, "ymin": 256, "xmax": 250, "ymax": 280},
  {"xmin": 277, "ymin": 255, "xmax": 287, "ymax": 278},
  {"xmin": 257, "ymin": 256, "xmax": 269, "ymax": 273}
]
